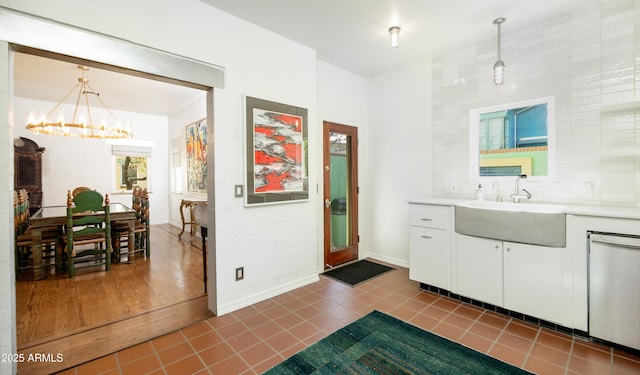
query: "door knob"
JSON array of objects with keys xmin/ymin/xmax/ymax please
[
  {"xmin": 324, "ymin": 165, "xmax": 330, "ymax": 171},
  {"xmin": 325, "ymin": 199, "xmax": 331, "ymax": 208}
]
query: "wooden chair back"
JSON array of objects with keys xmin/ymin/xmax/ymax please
[
  {"xmin": 72, "ymin": 186, "xmax": 92, "ymax": 197},
  {"xmin": 64, "ymin": 190, "xmax": 111, "ymax": 277}
]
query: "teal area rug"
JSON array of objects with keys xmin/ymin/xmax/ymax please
[{"xmin": 264, "ymin": 310, "xmax": 532, "ymax": 375}]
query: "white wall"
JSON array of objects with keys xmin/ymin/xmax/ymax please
[
  {"xmin": 13, "ymin": 97, "xmax": 170, "ymax": 223},
  {"xmin": 432, "ymin": 0, "xmax": 640, "ymax": 207},
  {"xmin": 316, "ymin": 61, "xmax": 368, "ymax": 265},
  {"xmin": 368, "ymin": 59, "xmax": 433, "ymax": 266},
  {"xmin": 0, "ymin": 0, "xmax": 320, "ymax": 365}
]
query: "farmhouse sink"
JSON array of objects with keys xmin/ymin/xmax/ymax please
[
  {"xmin": 458, "ymin": 200, "xmax": 565, "ymax": 214},
  {"xmin": 455, "ymin": 201, "xmax": 566, "ymax": 247}
]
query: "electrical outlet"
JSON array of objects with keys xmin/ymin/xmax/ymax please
[
  {"xmin": 235, "ymin": 267, "xmax": 244, "ymax": 281},
  {"xmin": 449, "ymin": 183, "xmax": 458, "ymax": 193}
]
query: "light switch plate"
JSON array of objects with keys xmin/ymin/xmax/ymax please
[{"xmin": 234, "ymin": 184, "xmax": 243, "ymax": 198}]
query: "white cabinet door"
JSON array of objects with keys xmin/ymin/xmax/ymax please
[
  {"xmin": 503, "ymin": 241, "xmax": 563, "ymax": 324},
  {"xmin": 455, "ymin": 234, "xmax": 503, "ymax": 306},
  {"xmin": 409, "ymin": 226, "xmax": 448, "ymax": 289}
]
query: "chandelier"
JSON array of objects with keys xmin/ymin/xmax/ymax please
[{"xmin": 26, "ymin": 65, "xmax": 133, "ymax": 139}]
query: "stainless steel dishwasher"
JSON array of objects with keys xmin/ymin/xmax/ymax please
[{"xmin": 589, "ymin": 232, "xmax": 640, "ymax": 350}]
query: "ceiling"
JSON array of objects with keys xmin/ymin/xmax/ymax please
[
  {"xmin": 200, "ymin": 0, "xmax": 587, "ymax": 77},
  {"xmin": 13, "ymin": 0, "xmax": 586, "ymax": 115},
  {"xmin": 13, "ymin": 53, "xmax": 205, "ymax": 117}
]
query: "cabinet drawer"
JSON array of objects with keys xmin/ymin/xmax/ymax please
[{"xmin": 409, "ymin": 205, "xmax": 448, "ymax": 229}]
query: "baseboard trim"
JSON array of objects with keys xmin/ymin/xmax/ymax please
[
  {"xmin": 217, "ymin": 274, "xmax": 320, "ymax": 315},
  {"xmin": 366, "ymin": 252, "xmax": 409, "ymax": 268}
]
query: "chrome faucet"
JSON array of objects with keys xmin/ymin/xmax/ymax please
[{"xmin": 510, "ymin": 174, "xmax": 531, "ymax": 203}]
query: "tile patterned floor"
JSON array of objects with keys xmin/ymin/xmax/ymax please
[{"xmin": 58, "ymin": 264, "xmax": 640, "ymax": 375}]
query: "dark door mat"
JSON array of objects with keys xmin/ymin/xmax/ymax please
[{"xmin": 323, "ymin": 259, "xmax": 394, "ymax": 286}]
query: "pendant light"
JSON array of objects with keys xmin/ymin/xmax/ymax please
[{"xmin": 493, "ymin": 17, "xmax": 506, "ymax": 85}]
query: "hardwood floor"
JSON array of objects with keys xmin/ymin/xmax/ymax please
[{"xmin": 15, "ymin": 224, "xmax": 212, "ymax": 373}]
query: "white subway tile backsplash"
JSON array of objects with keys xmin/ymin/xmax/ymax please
[{"xmin": 432, "ymin": 0, "xmax": 640, "ymax": 204}]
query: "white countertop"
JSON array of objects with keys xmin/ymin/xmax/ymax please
[{"xmin": 407, "ymin": 198, "xmax": 640, "ymax": 220}]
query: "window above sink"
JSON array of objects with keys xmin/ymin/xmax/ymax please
[{"xmin": 469, "ymin": 96, "xmax": 556, "ymax": 181}]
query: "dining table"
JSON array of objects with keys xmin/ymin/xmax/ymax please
[{"xmin": 28, "ymin": 203, "xmax": 137, "ymax": 279}]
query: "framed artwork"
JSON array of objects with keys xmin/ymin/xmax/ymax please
[
  {"xmin": 245, "ymin": 96, "xmax": 308, "ymax": 205},
  {"xmin": 186, "ymin": 118, "xmax": 207, "ymax": 193}
]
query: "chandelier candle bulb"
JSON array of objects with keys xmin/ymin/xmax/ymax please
[{"xmin": 25, "ymin": 65, "xmax": 133, "ymax": 139}]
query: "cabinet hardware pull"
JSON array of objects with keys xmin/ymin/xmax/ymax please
[
  {"xmin": 506, "ymin": 247, "xmax": 511, "ymax": 252},
  {"xmin": 421, "ymin": 235, "xmax": 432, "ymax": 239},
  {"xmin": 495, "ymin": 245, "xmax": 500, "ymax": 249},
  {"xmin": 421, "ymin": 218, "xmax": 433, "ymax": 221}
]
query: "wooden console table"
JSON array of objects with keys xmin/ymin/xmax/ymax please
[{"xmin": 178, "ymin": 199, "xmax": 207, "ymax": 244}]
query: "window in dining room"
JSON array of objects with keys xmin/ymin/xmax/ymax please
[
  {"xmin": 115, "ymin": 156, "xmax": 148, "ymax": 191},
  {"xmin": 110, "ymin": 143, "xmax": 153, "ymax": 193}
]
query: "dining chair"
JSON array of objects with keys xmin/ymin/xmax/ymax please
[
  {"xmin": 72, "ymin": 186, "xmax": 92, "ymax": 197},
  {"xmin": 61, "ymin": 190, "xmax": 111, "ymax": 278},
  {"xmin": 14, "ymin": 189, "xmax": 61, "ymax": 279},
  {"xmin": 111, "ymin": 187, "xmax": 150, "ymax": 262}
]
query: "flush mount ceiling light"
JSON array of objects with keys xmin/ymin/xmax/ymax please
[
  {"xmin": 493, "ymin": 17, "xmax": 506, "ymax": 85},
  {"xmin": 26, "ymin": 65, "xmax": 133, "ymax": 139},
  {"xmin": 389, "ymin": 26, "xmax": 401, "ymax": 49}
]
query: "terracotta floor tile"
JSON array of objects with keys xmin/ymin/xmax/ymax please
[
  {"xmin": 251, "ymin": 354, "xmax": 284, "ymax": 374},
  {"xmin": 567, "ymin": 355, "xmax": 611, "ymax": 375},
  {"xmin": 477, "ymin": 311, "xmax": 510, "ymax": 330},
  {"xmin": 431, "ymin": 297, "xmax": 461, "ymax": 312},
  {"xmin": 432, "ymin": 322, "xmax": 466, "ymax": 342},
  {"xmin": 206, "ymin": 312, "xmax": 239, "ymax": 329},
  {"xmin": 571, "ymin": 341, "xmax": 612, "ymax": 367},
  {"xmin": 151, "ymin": 330, "xmax": 186, "ymax": 352},
  {"xmin": 237, "ymin": 312, "xmax": 268, "ymax": 330},
  {"xmin": 227, "ymin": 331, "xmax": 262, "ymax": 352},
  {"xmin": 239, "ymin": 342, "xmax": 278, "ymax": 367},
  {"xmin": 216, "ymin": 320, "xmax": 249, "ymax": 339},
  {"xmin": 468, "ymin": 321, "xmax": 503, "ymax": 341},
  {"xmin": 208, "ymin": 353, "xmax": 250, "ymax": 375},
  {"xmin": 199, "ymin": 342, "xmax": 235, "ymax": 367},
  {"xmin": 420, "ymin": 305, "xmax": 450, "ymax": 321},
  {"xmin": 613, "ymin": 354, "xmax": 640, "ymax": 375},
  {"xmin": 120, "ymin": 354, "xmax": 162, "ymax": 375},
  {"xmin": 497, "ymin": 331, "xmax": 535, "ymax": 354},
  {"xmin": 181, "ymin": 320, "xmax": 213, "ymax": 339},
  {"xmin": 443, "ymin": 312, "xmax": 474, "ymax": 331},
  {"xmin": 536, "ymin": 329, "xmax": 573, "ymax": 352},
  {"xmin": 489, "ymin": 343, "xmax": 527, "ymax": 368},
  {"xmin": 266, "ymin": 330, "xmax": 300, "ymax": 353},
  {"xmin": 65, "ymin": 264, "xmax": 632, "ymax": 374},
  {"xmin": 158, "ymin": 341, "xmax": 195, "ymax": 366},
  {"xmin": 252, "ymin": 321, "xmax": 284, "ymax": 340},
  {"xmin": 189, "ymin": 329, "xmax": 224, "ymax": 352},
  {"xmin": 524, "ymin": 355, "xmax": 567, "ymax": 375},
  {"xmin": 408, "ymin": 312, "xmax": 439, "ymax": 331},
  {"xmin": 389, "ymin": 305, "xmax": 419, "ymax": 321},
  {"xmin": 117, "ymin": 341, "xmax": 154, "ymax": 365},
  {"xmin": 76, "ymin": 353, "xmax": 117, "ymax": 375},
  {"xmin": 529, "ymin": 342, "xmax": 570, "ymax": 367},
  {"xmin": 164, "ymin": 354, "xmax": 205, "ymax": 375},
  {"xmin": 274, "ymin": 312, "xmax": 305, "ymax": 328},
  {"xmin": 504, "ymin": 320, "xmax": 539, "ymax": 340},
  {"xmin": 452, "ymin": 304, "xmax": 483, "ymax": 321},
  {"xmin": 459, "ymin": 332, "xmax": 493, "ymax": 354},
  {"xmin": 288, "ymin": 321, "xmax": 321, "ymax": 341}
]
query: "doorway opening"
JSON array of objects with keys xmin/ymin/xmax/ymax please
[
  {"xmin": 10, "ymin": 48, "xmax": 213, "ymax": 355},
  {"xmin": 323, "ymin": 121, "xmax": 359, "ymax": 268}
]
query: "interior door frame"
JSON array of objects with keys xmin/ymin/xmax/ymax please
[
  {"xmin": 0, "ymin": 8, "xmax": 223, "ymax": 360},
  {"xmin": 323, "ymin": 121, "xmax": 358, "ymax": 268}
]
